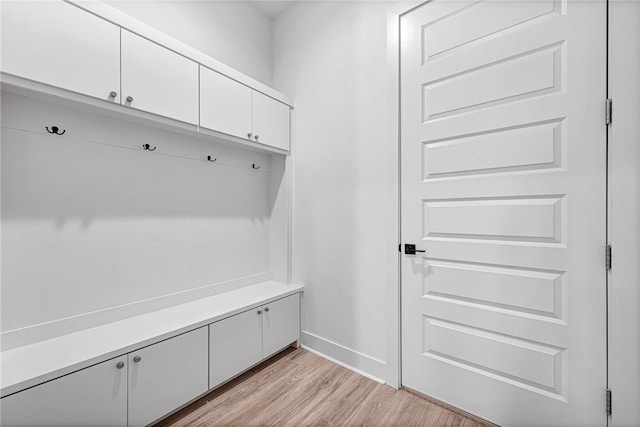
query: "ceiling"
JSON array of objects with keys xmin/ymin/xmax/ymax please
[{"xmin": 249, "ymin": 1, "xmax": 296, "ymax": 19}]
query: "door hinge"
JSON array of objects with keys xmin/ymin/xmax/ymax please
[
  {"xmin": 605, "ymin": 98, "xmax": 613, "ymax": 125},
  {"xmin": 606, "ymin": 389, "xmax": 612, "ymax": 415},
  {"xmin": 606, "ymin": 245, "xmax": 612, "ymax": 270}
]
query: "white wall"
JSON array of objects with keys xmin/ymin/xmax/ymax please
[
  {"xmin": 0, "ymin": 91, "xmax": 276, "ymax": 350},
  {"xmin": 273, "ymin": 1, "xmax": 415, "ymax": 384},
  {"xmin": 105, "ymin": 1, "xmax": 274, "ymax": 85}
]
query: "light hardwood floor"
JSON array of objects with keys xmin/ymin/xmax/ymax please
[{"xmin": 156, "ymin": 348, "xmax": 492, "ymax": 427}]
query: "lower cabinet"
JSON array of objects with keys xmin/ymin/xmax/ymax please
[
  {"xmin": 0, "ymin": 355, "xmax": 128, "ymax": 426},
  {"xmin": 209, "ymin": 306, "xmax": 263, "ymax": 389},
  {"xmin": 1, "ymin": 293, "xmax": 300, "ymax": 426},
  {"xmin": 263, "ymin": 294, "xmax": 301, "ymax": 358},
  {"xmin": 209, "ymin": 294, "xmax": 300, "ymax": 389},
  {"xmin": 128, "ymin": 326, "xmax": 208, "ymax": 427}
]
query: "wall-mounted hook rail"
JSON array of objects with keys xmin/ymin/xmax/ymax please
[
  {"xmin": 142, "ymin": 143, "xmax": 157, "ymax": 151},
  {"xmin": 46, "ymin": 126, "xmax": 65, "ymax": 135},
  {"xmin": 252, "ymin": 163, "xmax": 260, "ymax": 170},
  {"xmin": 207, "ymin": 156, "xmax": 217, "ymax": 162}
]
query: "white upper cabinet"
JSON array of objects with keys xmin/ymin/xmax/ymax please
[
  {"xmin": 127, "ymin": 327, "xmax": 208, "ymax": 427},
  {"xmin": 252, "ymin": 91, "xmax": 291, "ymax": 151},
  {"xmin": 1, "ymin": 1, "xmax": 120, "ymax": 102},
  {"xmin": 200, "ymin": 66, "xmax": 252, "ymax": 139},
  {"xmin": 121, "ymin": 30, "xmax": 199, "ymax": 124},
  {"xmin": 0, "ymin": 356, "xmax": 128, "ymax": 427}
]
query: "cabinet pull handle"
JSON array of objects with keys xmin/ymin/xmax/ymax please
[
  {"xmin": 257, "ymin": 310, "xmax": 263, "ymax": 315},
  {"xmin": 116, "ymin": 362, "xmax": 125, "ymax": 369},
  {"xmin": 133, "ymin": 356, "xmax": 141, "ymax": 363},
  {"xmin": 126, "ymin": 96, "xmax": 134, "ymax": 103},
  {"xmin": 254, "ymin": 135, "xmax": 260, "ymax": 140},
  {"xmin": 247, "ymin": 132, "xmax": 253, "ymax": 138},
  {"xmin": 109, "ymin": 91, "xmax": 118, "ymax": 99},
  {"xmin": 264, "ymin": 307, "xmax": 270, "ymax": 312}
]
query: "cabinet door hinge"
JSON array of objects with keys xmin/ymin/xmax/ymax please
[
  {"xmin": 606, "ymin": 245, "xmax": 612, "ymax": 270},
  {"xmin": 605, "ymin": 99, "xmax": 613, "ymax": 125},
  {"xmin": 606, "ymin": 389, "xmax": 612, "ymax": 415}
]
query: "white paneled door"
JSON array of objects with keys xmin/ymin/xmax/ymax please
[{"xmin": 400, "ymin": 1, "xmax": 607, "ymax": 425}]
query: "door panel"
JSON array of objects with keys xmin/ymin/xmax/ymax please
[
  {"xmin": 121, "ymin": 30, "xmax": 198, "ymax": 124},
  {"xmin": 263, "ymin": 295, "xmax": 300, "ymax": 358},
  {"xmin": 200, "ymin": 66, "xmax": 252, "ymax": 139},
  {"xmin": 400, "ymin": 1, "xmax": 607, "ymax": 425},
  {"xmin": 252, "ymin": 91, "xmax": 290, "ymax": 151},
  {"xmin": 0, "ymin": 356, "xmax": 127, "ymax": 426},
  {"xmin": 1, "ymin": 1, "xmax": 120, "ymax": 102},
  {"xmin": 128, "ymin": 327, "xmax": 208, "ymax": 427},
  {"xmin": 209, "ymin": 307, "xmax": 263, "ymax": 389}
]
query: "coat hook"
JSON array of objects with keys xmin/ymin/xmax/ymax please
[
  {"xmin": 45, "ymin": 126, "xmax": 65, "ymax": 135},
  {"xmin": 252, "ymin": 163, "xmax": 260, "ymax": 170},
  {"xmin": 142, "ymin": 143, "xmax": 156, "ymax": 151},
  {"xmin": 207, "ymin": 155, "xmax": 217, "ymax": 162}
]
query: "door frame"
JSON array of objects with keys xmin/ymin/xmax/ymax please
[
  {"xmin": 607, "ymin": 1, "xmax": 640, "ymax": 425},
  {"xmin": 387, "ymin": 1, "xmax": 640, "ymax": 424}
]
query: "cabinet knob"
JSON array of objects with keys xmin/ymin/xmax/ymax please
[
  {"xmin": 109, "ymin": 91, "xmax": 117, "ymax": 99},
  {"xmin": 126, "ymin": 96, "xmax": 134, "ymax": 103},
  {"xmin": 254, "ymin": 135, "xmax": 260, "ymax": 140},
  {"xmin": 133, "ymin": 356, "xmax": 141, "ymax": 363},
  {"xmin": 247, "ymin": 132, "xmax": 253, "ymax": 138},
  {"xmin": 116, "ymin": 361, "xmax": 125, "ymax": 369},
  {"xmin": 257, "ymin": 310, "xmax": 263, "ymax": 315},
  {"xmin": 264, "ymin": 307, "xmax": 270, "ymax": 312}
]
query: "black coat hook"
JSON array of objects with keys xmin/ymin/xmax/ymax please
[
  {"xmin": 46, "ymin": 126, "xmax": 65, "ymax": 135},
  {"xmin": 142, "ymin": 143, "xmax": 156, "ymax": 151},
  {"xmin": 207, "ymin": 155, "xmax": 217, "ymax": 162},
  {"xmin": 252, "ymin": 163, "xmax": 260, "ymax": 170}
]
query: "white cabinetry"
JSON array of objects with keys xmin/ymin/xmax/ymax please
[
  {"xmin": 121, "ymin": 30, "xmax": 199, "ymax": 124},
  {"xmin": 252, "ymin": 91, "xmax": 291, "ymax": 151},
  {"xmin": 200, "ymin": 66, "xmax": 290, "ymax": 151},
  {"xmin": 0, "ymin": 356, "xmax": 128, "ymax": 427},
  {"xmin": 262, "ymin": 294, "xmax": 301, "ymax": 358},
  {"xmin": 209, "ymin": 308, "xmax": 263, "ymax": 389},
  {"xmin": 128, "ymin": 327, "xmax": 208, "ymax": 427},
  {"xmin": 209, "ymin": 294, "xmax": 300, "ymax": 388},
  {"xmin": 1, "ymin": 1, "xmax": 120, "ymax": 102},
  {"xmin": 200, "ymin": 66, "xmax": 252, "ymax": 139}
]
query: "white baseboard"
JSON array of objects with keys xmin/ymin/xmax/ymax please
[
  {"xmin": 1, "ymin": 272, "xmax": 270, "ymax": 351},
  {"xmin": 301, "ymin": 330, "xmax": 387, "ymax": 384}
]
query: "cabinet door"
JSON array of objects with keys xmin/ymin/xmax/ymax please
[
  {"xmin": 209, "ymin": 307, "xmax": 263, "ymax": 389},
  {"xmin": 0, "ymin": 356, "xmax": 128, "ymax": 427},
  {"xmin": 252, "ymin": 91, "xmax": 291, "ymax": 151},
  {"xmin": 121, "ymin": 30, "xmax": 198, "ymax": 124},
  {"xmin": 262, "ymin": 294, "xmax": 300, "ymax": 358},
  {"xmin": 200, "ymin": 66, "xmax": 252, "ymax": 139},
  {"xmin": 128, "ymin": 327, "xmax": 208, "ymax": 427},
  {"xmin": 1, "ymin": 1, "xmax": 120, "ymax": 102}
]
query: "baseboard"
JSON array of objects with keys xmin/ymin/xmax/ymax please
[
  {"xmin": 0, "ymin": 272, "xmax": 270, "ymax": 351},
  {"xmin": 301, "ymin": 331, "xmax": 387, "ymax": 384}
]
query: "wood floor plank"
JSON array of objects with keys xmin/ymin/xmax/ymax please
[{"xmin": 155, "ymin": 348, "xmax": 490, "ymax": 427}]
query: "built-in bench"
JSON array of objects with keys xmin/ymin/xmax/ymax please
[{"xmin": 0, "ymin": 281, "xmax": 303, "ymax": 426}]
